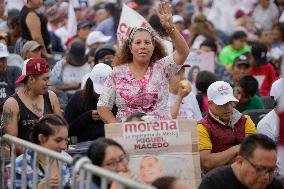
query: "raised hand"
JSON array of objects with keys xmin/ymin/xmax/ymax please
[{"xmin": 157, "ymin": 1, "xmax": 174, "ymax": 32}]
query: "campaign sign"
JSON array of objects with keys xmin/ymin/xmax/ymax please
[
  {"xmin": 117, "ymin": 4, "xmax": 150, "ymax": 46},
  {"xmin": 105, "ymin": 120, "xmax": 201, "ymax": 189}
]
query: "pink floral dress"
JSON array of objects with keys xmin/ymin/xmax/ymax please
[{"xmin": 97, "ymin": 55, "xmax": 182, "ymax": 121}]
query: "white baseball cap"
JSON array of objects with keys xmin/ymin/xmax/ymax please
[
  {"xmin": 0, "ymin": 43, "xmax": 9, "ymax": 58},
  {"xmin": 89, "ymin": 63, "xmax": 112, "ymax": 94},
  {"xmin": 173, "ymin": 15, "xmax": 184, "ymax": 23},
  {"xmin": 86, "ymin": 31, "xmax": 111, "ymax": 46},
  {"xmin": 270, "ymin": 78, "xmax": 284, "ymax": 102},
  {"xmin": 207, "ymin": 81, "xmax": 239, "ymax": 105}
]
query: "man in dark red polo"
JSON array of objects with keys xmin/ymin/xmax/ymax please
[{"xmin": 197, "ymin": 81, "xmax": 256, "ymax": 173}]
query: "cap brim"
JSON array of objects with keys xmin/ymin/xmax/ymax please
[
  {"xmin": 99, "ymin": 36, "xmax": 111, "ymax": 43},
  {"xmin": 235, "ymin": 62, "xmax": 250, "ymax": 66},
  {"xmin": 67, "ymin": 54, "xmax": 86, "ymax": 66},
  {"xmin": 15, "ymin": 75, "xmax": 27, "ymax": 84},
  {"xmin": 0, "ymin": 52, "xmax": 9, "ymax": 58},
  {"xmin": 78, "ymin": 24, "xmax": 92, "ymax": 30},
  {"xmin": 213, "ymin": 95, "xmax": 239, "ymax": 105},
  {"xmin": 30, "ymin": 44, "xmax": 42, "ymax": 51}
]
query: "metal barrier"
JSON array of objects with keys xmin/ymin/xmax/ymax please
[{"xmin": 1, "ymin": 134, "xmax": 155, "ymax": 189}]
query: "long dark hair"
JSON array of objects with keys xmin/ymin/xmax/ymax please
[
  {"xmin": 104, "ymin": 2, "xmax": 121, "ymax": 37},
  {"xmin": 79, "ymin": 78, "xmax": 99, "ymax": 112},
  {"xmin": 87, "ymin": 138, "xmax": 127, "ymax": 185},
  {"xmin": 195, "ymin": 71, "xmax": 218, "ymax": 112}
]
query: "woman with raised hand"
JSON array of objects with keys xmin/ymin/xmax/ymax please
[
  {"xmin": 97, "ymin": 2, "xmax": 189, "ymax": 123},
  {"xmin": 12, "ymin": 114, "xmax": 71, "ymax": 189}
]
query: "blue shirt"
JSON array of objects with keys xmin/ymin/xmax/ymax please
[
  {"xmin": 94, "ymin": 17, "xmax": 116, "ymax": 44},
  {"xmin": 11, "ymin": 150, "xmax": 71, "ymax": 189}
]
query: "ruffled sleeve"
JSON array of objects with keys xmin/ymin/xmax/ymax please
[{"xmin": 156, "ymin": 54, "xmax": 182, "ymax": 79}]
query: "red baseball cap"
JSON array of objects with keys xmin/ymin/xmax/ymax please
[{"xmin": 16, "ymin": 57, "xmax": 50, "ymax": 84}]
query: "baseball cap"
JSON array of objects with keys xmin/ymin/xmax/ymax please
[
  {"xmin": 251, "ymin": 42, "xmax": 268, "ymax": 65},
  {"xmin": 172, "ymin": 0, "xmax": 182, "ymax": 6},
  {"xmin": 22, "ymin": 41, "xmax": 41, "ymax": 55},
  {"xmin": 86, "ymin": 31, "xmax": 111, "ymax": 46},
  {"xmin": 207, "ymin": 81, "xmax": 239, "ymax": 105},
  {"xmin": 173, "ymin": 15, "xmax": 184, "ymax": 23},
  {"xmin": 233, "ymin": 54, "xmax": 250, "ymax": 66},
  {"xmin": 66, "ymin": 40, "xmax": 87, "ymax": 66},
  {"xmin": 0, "ymin": 43, "xmax": 9, "ymax": 58},
  {"xmin": 77, "ymin": 20, "xmax": 93, "ymax": 30},
  {"xmin": 89, "ymin": 63, "xmax": 112, "ymax": 94},
  {"xmin": 270, "ymin": 78, "xmax": 284, "ymax": 102},
  {"xmin": 94, "ymin": 45, "xmax": 116, "ymax": 64},
  {"xmin": 16, "ymin": 57, "xmax": 50, "ymax": 84}
]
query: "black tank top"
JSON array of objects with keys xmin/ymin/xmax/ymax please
[
  {"xmin": 12, "ymin": 92, "xmax": 53, "ymax": 141},
  {"xmin": 19, "ymin": 5, "xmax": 51, "ymax": 51}
]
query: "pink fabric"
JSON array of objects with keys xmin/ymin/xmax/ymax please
[
  {"xmin": 98, "ymin": 55, "xmax": 182, "ymax": 121},
  {"xmin": 203, "ymin": 95, "xmax": 209, "ymax": 112}
]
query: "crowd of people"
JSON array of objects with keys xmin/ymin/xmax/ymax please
[{"xmin": 0, "ymin": 0, "xmax": 283, "ymax": 188}]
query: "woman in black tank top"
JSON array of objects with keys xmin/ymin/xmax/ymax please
[{"xmin": 17, "ymin": 0, "xmax": 52, "ymax": 58}]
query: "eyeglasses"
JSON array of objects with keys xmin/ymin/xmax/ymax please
[
  {"xmin": 103, "ymin": 155, "xmax": 128, "ymax": 169},
  {"xmin": 244, "ymin": 157, "xmax": 276, "ymax": 176}
]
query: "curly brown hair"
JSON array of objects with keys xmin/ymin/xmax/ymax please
[{"xmin": 112, "ymin": 27, "xmax": 168, "ymax": 67}]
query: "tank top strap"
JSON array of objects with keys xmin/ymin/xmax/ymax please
[{"xmin": 43, "ymin": 91, "xmax": 53, "ymax": 114}]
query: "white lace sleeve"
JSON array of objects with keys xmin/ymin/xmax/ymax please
[
  {"xmin": 157, "ymin": 54, "xmax": 182, "ymax": 79},
  {"xmin": 97, "ymin": 72, "xmax": 116, "ymax": 110}
]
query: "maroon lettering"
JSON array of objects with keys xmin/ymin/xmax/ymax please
[
  {"xmin": 152, "ymin": 122, "xmax": 160, "ymax": 131},
  {"xmin": 169, "ymin": 121, "xmax": 177, "ymax": 130},
  {"xmin": 124, "ymin": 121, "xmax": 178, "ymax": 133},
  {"xmin": 138, "ymin": 123, "xmax": 147, "ymax": 132},
  {"xmin": 124, "ymin": 123, "xmax": 137, "ymax": 133}
]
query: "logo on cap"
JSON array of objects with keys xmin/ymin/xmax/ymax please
[{"xmin": 218, "ymin": 85, "xmax": 229, "ymax": 95}]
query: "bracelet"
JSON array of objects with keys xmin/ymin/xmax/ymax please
[{"xmin": 167, "ymin": 27, "xmax": 175, "ymax": 34}]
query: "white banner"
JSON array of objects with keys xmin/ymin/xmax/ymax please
[
  {"xmin": 117, "ymin": 4, "xmax": 149, "ymax": 46},
  {"xmin": 67, "ymin": 1, "xmax": 78, "ymax": 41}
]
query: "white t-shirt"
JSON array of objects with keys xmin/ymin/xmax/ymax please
[
  {"xmin": 257, "ymin": 109, "xmax": 279, "ymax": 142},
  {"xmin": 257, "ymin": 109, "xmax": 281, "ymax": 176},
  {"xmin": 62, "ymin": 64, "xmax": 91, "ymax": 94},
  {"xmin": 51, "ymin": 60, "xmax": 91, "ymax": 94},
  {"xmin": 253, "ymin": 3, "xmax": 279, "ymax": 30},
  {"xmin": 167, "ymin": 92, "xmax": 202, "ymax": 121},
  {"xmin": 55, "ymin": 27, "xmax": 69, "ymax": 49}
]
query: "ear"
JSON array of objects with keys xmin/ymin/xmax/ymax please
[
  {"xmin": 28, "ymin": 76, "xmax": 36, "ymax": 83},
  {"xmin": 38, "ymin": 134, "xmax": 47, "ymax": 144},
  {"xmin": 235, "ymin": 155, "xmax": 244, "ymax": 165},
  {"xmin": 208, "ymin": 101, "xmax": 213, "ymax": 106}
]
